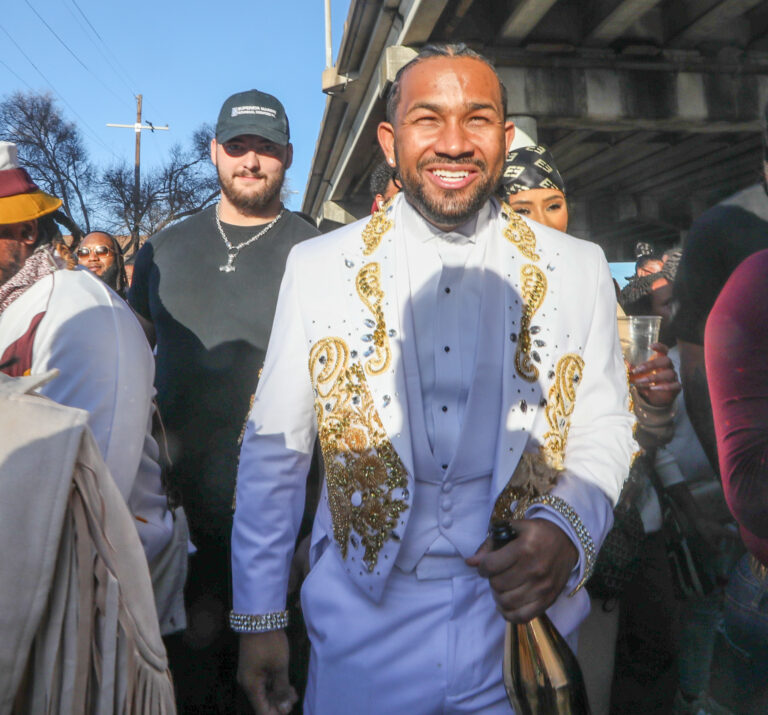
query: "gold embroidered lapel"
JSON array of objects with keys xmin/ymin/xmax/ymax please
[
  {"xmin": 501, "ymin": 201, "xmax": 540, "ymax": 261},
  {"xmin": 356, "ymin": 263, "xmax": 392, "ymax": 376},
  {"xmin": 361, "ymin": 197, "xmax": 393, "ymax": 256},
  {"xmin": 309, "ymin": 337, "xmax": 408, "ymax": 572},
  {"xmin": 515, "ymin": 264, "xmax": 547, "ymax": 382}
]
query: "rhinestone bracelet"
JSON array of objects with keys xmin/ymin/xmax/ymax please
[
  {"xmin": 526, "ymin": 494, "xmax": 596, "ymax": 596},
  {"xmin": 229, "ymin": 610, "xmax": 289, "ymax": 633}
]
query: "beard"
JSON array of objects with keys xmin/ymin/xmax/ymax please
[
  {"xmin": 99, "ymin": 262, "xmax": 120, "ymax": 290},
  {"xmin": 218, "ymin": 164, "xmax": 285, "ymax": 215},
  {"xmin": 396, "ymin": 155, "xmax": 502, "ymax": 228}
]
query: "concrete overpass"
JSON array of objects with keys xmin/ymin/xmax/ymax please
[{"xmin": 303, "ymin": 0, "xmax": 768, "ymax": 258}]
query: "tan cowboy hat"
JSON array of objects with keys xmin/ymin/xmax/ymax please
[{"xmin": 0, "ymin": 142, "xmax": 62, "ymax": 224}]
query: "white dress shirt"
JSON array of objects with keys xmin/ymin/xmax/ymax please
[
  {"xmin": 400, "ymin": 199, "xmax": 496, "ymax": 561},
  {"xmin": 403, "ymin": 199, "xmax": 493, "ymax": 461}
]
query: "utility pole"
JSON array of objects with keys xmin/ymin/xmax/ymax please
[{"xmin": 107, "ymin": 94, "xmax": 169, "ymax": 252}]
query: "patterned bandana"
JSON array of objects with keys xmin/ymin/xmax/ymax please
[
  {"xmin": 0, "ymin": 245, "xmax": 60, "ymax": 314},
  {"xmin": 501, "ymin": 145, "xmax": 566, "ymax": 196}
]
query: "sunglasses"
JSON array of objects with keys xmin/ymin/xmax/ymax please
[
  {"xmin": 77, "ymin": 245, "xmax": 113, "ymax": 258},
  {"xmin": 221, "ymin": 140, "xmax": 281, "ymax": 158}
]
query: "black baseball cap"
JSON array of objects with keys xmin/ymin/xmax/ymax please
[{"xmin": 215, "ymin": 90, "xmax": 290, "ymax": 146}]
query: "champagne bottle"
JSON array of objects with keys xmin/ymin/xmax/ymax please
[{"xmin": 491, "ymin": 522, "xmax": 592, "ymax": 715}]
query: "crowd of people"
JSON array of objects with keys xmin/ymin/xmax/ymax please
[{"xmin": 1, "ymin": 42, "xmax": 766, "ymax": 715}]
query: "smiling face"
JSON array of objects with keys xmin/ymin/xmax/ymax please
[
  {"xmin": 378, "ymin": 55, "xmax": 514, "ymax": 230},
  {"xmin": 211, "ymin": 134, "xmax": 292, "ymax": 221},
  {"xmin": 77, "ymin": 232, "xmax": 116, "ymax": 277},
  {"xmin": 507, "ymin": 188, "xmax": 569, "ymax": 233}
]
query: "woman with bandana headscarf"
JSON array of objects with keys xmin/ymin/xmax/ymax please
[{"xmin": 497, "ymin": 144, "xmax": 568, "ymax": 232}]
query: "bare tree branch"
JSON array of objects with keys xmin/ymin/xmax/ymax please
[
  {"xmin": 1, "ymin": 92, "xmax": 219, "ymax": 251},
  {"xmin": 98, "ymin": 122, "xmax": 219, "ymax": 251},
  {"xmin": 0, "ymin": 91, "xmax": 95, "ymax": 233}
]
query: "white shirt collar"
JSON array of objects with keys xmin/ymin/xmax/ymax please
[{"xmin": 399, "ymin": 195, "xmax": 495, "ymax": 246}]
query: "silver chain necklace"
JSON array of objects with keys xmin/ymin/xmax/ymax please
[{"xmin": 215, "ymin": 203, "xmax": 285, "ymax": 273}]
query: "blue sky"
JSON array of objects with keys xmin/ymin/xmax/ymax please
[{"xmin": 0, "ymin": 0, "xmax": 351, "ymax": 210}]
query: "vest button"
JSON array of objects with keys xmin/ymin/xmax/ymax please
[
  {"xmin": 442, "ymin": 498, "xmax": 453, "ymax": 511},
  {"xmin": 442, "ymin": 482, "xmax": 453, "ymax": 492},
  {"xmin": 441, "ymin": 516, "xmax": 453, "ymax": 528}
]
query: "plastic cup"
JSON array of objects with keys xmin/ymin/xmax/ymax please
[{"xmin": 617, "ymin": 315, "xmax": 661, "ymax": 366}]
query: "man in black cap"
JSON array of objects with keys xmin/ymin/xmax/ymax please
[{"xmin": 129, "ymin": 89, "xmax": 320, "ymax": 713}]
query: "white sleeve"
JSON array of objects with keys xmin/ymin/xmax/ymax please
[
  {"xmin": 34, "ymin": 274, "xmax": 155, "ymax": 501},
  {"xmin": 558, "ymin": 246, "xmax": 637, "ymax": 507},
  {"xmin": 527, "ymin": 248, "xmax": 637, "ymax": 591},
  {"xmin": 231, "ymin": 249, "xmax": 318, "ymax": 616}
]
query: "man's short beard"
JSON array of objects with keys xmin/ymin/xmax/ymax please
[
  {"xmin": 99, "ymin": 262, "xmax": 120, "ymax": 290},
  {"xmin": 397, "ymin": 156, "xmax": 501, "ymax": 228},
  {"xmin": 218, "ymin": 165, "xmax": 285, "ymax": 215}
]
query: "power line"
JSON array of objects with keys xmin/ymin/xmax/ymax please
[
  {"xmin": 68, "ymin": 0, "xmax": 139, "ymax": 97},
  {"xmin": 63, "ymin": 1, "xmax": 137, "ymax": 98},
  {"xmin": 0, "ymin": 57, "xmax": 34, "ymax": 90},
  {"xmin": 24, "ymin": 0, "xmax": 128, "ymax": 107},
  {"xmin": 65, "ymin": 0, "xmax": 168, "ymax": 130},
  {"xmin": 0, "ymin": 21, "xmax": 120, "ymax": 161}
]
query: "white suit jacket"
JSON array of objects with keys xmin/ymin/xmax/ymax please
[{"xmin": 232, "ymin": 195, "xmax": 636, "ymax": 622}]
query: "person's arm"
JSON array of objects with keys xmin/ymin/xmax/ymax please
[
  {"xmin": 126, "ymin": 241, "xmax": 156, "ymax": 348},
  {"xmin": 231, "ymin": 249, "xmax": 317, "ymax": 714},
  {"xmin": 672, "ymin": 213, "xmax": 722, "ymax": 475},
  {"xmin": 36, "ymin": 276, "xmax": 155, "ymax": 500},
  {"xmin": 631, "ymin": 342, "xmax": 680, "ymax": 450},
  {"xmin": 470, "ymin": 249, "xmax": 636, "ymax": 620},
  {"xmin": 678, "ymin": 339, "xmax": 720, "ymax": 475},
  {"xmin": 705, "ymin": 251, "xmax": 768, "ymax": 539}
]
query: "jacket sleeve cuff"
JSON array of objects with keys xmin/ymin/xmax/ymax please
[{"xmin": 524, "ymin": 495, "xmax": 597, "ymax": 596}]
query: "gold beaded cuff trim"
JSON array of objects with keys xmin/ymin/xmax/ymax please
[
  {"xmin": 229, "ymin": 610, "xmax": 289, "ymax": 633},
  {"xmin": 525, "ymin": 494, "xmax": 596, "ymax": 597}
]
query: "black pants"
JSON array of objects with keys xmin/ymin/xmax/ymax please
[
  {"xmin": 164, "ymin": 544, "xmax": 311, "ymax": 714},
  {"xmin": 163, "ymin": 542, "xmax": 253, "ymax": 714},
  {"xmin": 610, "ymin": 531, "xmax": 679, "ymax": 714}
]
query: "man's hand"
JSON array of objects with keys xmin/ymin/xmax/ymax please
[
  {"xmin": 238, "ymin": 630, "xmax": 298, "ymax": 715},
  {"xmin": 466, "ymin": 519, "xmax": 578, "ymax": 623},
  {"xmin": 631, "ymin": 342, "xmax": 681, "ymax": 407}
]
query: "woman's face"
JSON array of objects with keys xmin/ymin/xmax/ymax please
[
  {"xmin": 77, "ymin": 232, "xmax": 115, "ymax": 277},
  {"xmin": 507, "ymin": 188, "xmax": 569, "ymax": 233}
]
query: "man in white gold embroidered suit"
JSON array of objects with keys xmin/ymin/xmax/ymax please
[{"xmin": 231, "ymin": 44, "xmax": 636, "ymax": 715}]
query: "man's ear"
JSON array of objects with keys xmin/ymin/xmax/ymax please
[
  {"xmin": 504, "ymin": 121, "xmax": 516, "ymax": 155},
  {"xmin": 210, "ymin": 138, "xmax": 218, "ymax": 167},
  {"xmin": 20, "ymin": 220, "xmax": 38, "ymax": 245},
  {"xmin": 377, "ymin": 122, "xmax": 396, "ymax": 169},
  {"xmin": 284, "ymin": 143, "xmax": 294, "ymax": 171}
]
